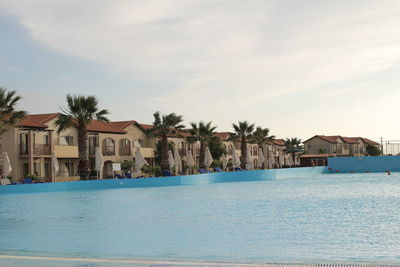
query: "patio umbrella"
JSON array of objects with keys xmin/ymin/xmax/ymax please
[
  {"xmin": 186, "ymin": 149, "xmax": 194, "ymax": 169},
  {"xmin": 51, "ymin": 153, "xmax": 59, "ymax": 182},
  {"xmin": 2, "ymin": 152, "xmax": 12, "ymax": 177},
  {"xmin": 279, "ymin": 151, "xmax": 285, "ymax": 167},
  {"xmin": 257, "ymin": 148, "xmax": 265, "ymax": 169},
  {"xmin": 168, "ymin": 150, "xmax": 175, "ymax": 171},
  {"xmin": 287, "ymin": 153, "xmax": 294, "ymax": 167},
  {"xmin": 95, "ymin": 147, "xmax": 104, "ymax": 179},
  {"xmin": 220, "ymin": 154, "xmax": 227, "ymax": 170},
  {"xmin": 204, "ymin": 147, "xmax": 213, "ymax": 169},
  {"xmin": 246, "ymin": 147, "xmax": 253, "ymax": 170},
  {"xmin": 232, "ymin": 148, "xmax": 241, "ymax": 168},
  {"xmin": 268, "ymin": 151, "xmax": 275, "ymax": 168},
  {"xmin": 135, "ymin": 147, "xmax": 148, "ymax": 174},
  {"xmin": 173, "ymin": 146, "xmax": 181, "ymax": 174}
]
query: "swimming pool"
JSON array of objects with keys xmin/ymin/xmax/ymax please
[{"xmin": 1, "ymin": 171, "xmax": 400, "ymax": 264}]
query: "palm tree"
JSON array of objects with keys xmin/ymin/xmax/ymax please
[
  {"xmin": 55, "ymin": 94, "xmax": 109, "ymax": 179},
  {"xmin": 284, "ymin": 137, "xmax": 303, "ymax": 166},
  {"xmin": 252, "ymin": 127, "xmax": 275, "ymax": 150},
  {"xmin": 0, "ymin": 87, "xmax": 26, "ymax": 176},
  {"xmin": 252, "ymin": 127, "xmax": 275, "ymax": 169},
  {"xmin": 187, "ymin": 121, "xmax": 217, "ymax": 168},
  {"xmin": 231, "ymin": 121, "xmax": 255, "ymax": 169},
  {"xmin": 147, "ymin": 112, "xmax": 184, "ymax": 172}
]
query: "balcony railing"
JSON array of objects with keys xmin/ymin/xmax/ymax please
[{"xmin": 34, "ymin": 144, "xmax": 51, "ymax": 155}]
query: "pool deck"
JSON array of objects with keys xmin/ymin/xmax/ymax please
[{"xmin": 1, "ymin": 255, "xmax": 400, "ymax": 267}]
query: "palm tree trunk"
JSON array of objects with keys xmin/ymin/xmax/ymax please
[
  {"xmin": 160, "ymin": 135, "xmax": 170, "ymax": 171},
  {"xmin": 199, "ymin": 140, "xmax": 206, "ymax": 168},
  {"xmin": 240, "ymin": 136, "xmax": 247, "ymax": 169},
  {"xmin": 78, "ymin": 125, "xmax": 89, "ymax": 180},
  {"xmin": 292, "ymin": 151, "xmax": 296, "ymax": 167}
]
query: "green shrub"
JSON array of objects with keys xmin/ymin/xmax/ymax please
[
  {"xmin": 211, "ymin": 159, "xmax": 222, "ymax": 168},
  {"xmin": 141, "ymin": 165, "xmax": 161, "ymax": 177}
]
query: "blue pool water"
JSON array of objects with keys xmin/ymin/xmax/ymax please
[{"xmin": 1, "ymin": 172, "xmax": 400, "ymax": 263}]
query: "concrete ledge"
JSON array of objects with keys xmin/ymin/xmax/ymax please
[
  {"xmin": 0, "ymin": 167, "xmax": 327, "ymax": 194},
  {"xmin": 328, "ymin": 156, "xmax": 400, "ymax": 173}
]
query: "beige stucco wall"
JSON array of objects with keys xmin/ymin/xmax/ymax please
[{"xmin": 304, "ymin": 137, "xmax": 338, "ymax": 154}]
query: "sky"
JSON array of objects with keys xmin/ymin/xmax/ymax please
[{"xmin": 1, "ymin": 0, "xmax": 400, "ymax": 141}]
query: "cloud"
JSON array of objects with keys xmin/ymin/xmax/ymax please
[{"xmin": 1, "ymin": 0, "xmax": 400, "ymax": 135}]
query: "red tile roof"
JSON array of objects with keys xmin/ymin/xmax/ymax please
[
  {"xmin": 271, "ymin": 139, "xmax": 285, "ymax": 146},
  {"xmin": 17, "ymin": 113, "xmax": 60, "ymax": 128},
  {"xmin": 86, "ymin": 120, "xmax": 126, "ymax": 134},
  {"xmin": 110, "ymin": 121, "xmax": 137, "ymax": 130},
  {"xmin": 304, "ymin": 135, "xmax": 379, "ymax": 145},
  {"xmin": 139, "ymin": 124, "xmax": 153, "ymax": 130},
  {"xmin": 27, "ymin": 113, "xmax": 60, "ymax": 123},
  {"xmin": 341, "ymin": 137, "xmax": 359, "ymax": 144},
  {"xmin": 17, "ymin": 117, "xmax": 48, "ymax": 128},
  {"xmin": 361, "ymin": 138, "xmax": 380, "ymax": 146},
  {"xmin": 350, "ymin": 137, "xmax": 380, "ymax": 146},
  {"xmin": 214, "ymin": 132, "xmax": 231, "ymax": 141},
  {"xmin": 17, "ymin": 113, "xmax": 126, "ymax": 134}
]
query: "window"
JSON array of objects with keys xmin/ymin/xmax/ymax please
[
  {"xmin": 253, "ymin": 146, "xmax": 258, "ymax": 156},
  {"xmin": 20, "ymin": 133, "xmax": 28, "ymax": 155},
  {"xmin": 65, "ymin": 160, "xmax": 75, "ymax": 176},
  {"xmin": 65, "ymin": 136, "xmax": 73, "ymax": 145},
  {"xmin": 43, "ymin": 135, "xmax": 49, "ymax": 145},
  {"xmin": 138, "ymin": 137, "xmax": 144, "ymax": 147},
  {"xmin": 60, "ymin": 136, "xmax": 74, "ymax": 145},
  {"xmin": 88, "ymin": 136, "xmax": 97, "ymax": 155},
  {"xmin": 103, "ymin": 138, "xmax": 115, "ymax": 156},
  {"xmin": 119, "ymin": 138, "xmax": 131, "ymax": 156},
  {"xmin": 44, "ymin": 162, "xmax": 50, "ymax": 178}
]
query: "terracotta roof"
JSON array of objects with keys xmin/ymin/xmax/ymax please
[
  {"xmin": 350, "ymin": 137, "xmax": 380, "ymax": 146},
  {"xmin": 139, "ymin": 124, "xmax": 153, "ymax": 130},
  {"xmin": 361, "ymin": 138, "xmax": 380, "ymax": 146},
  {"xmin": 16, "ymin": 113, "xmax": 60, "ymax": 128},
  {"xmin": 27, "ymin": 113, "xmax": 60, "ymax": 123},
  {"xmin": 214, "ymin": 132, "xmax": 231, "ymax": 141},
  {"xmin": 341, "ymin": 137, "xmax": 359, "ymax": 144},
  {"xmin": 304, "ymin": 135, "xmax": 379, "ymax": 145},
  {"xmin": 86, "ymin": 120, "xmax": 126, "ymax": 134},
  {"xmin": 17, "ymin": 117, "xmax": 48, "ymax": 128},
  {"xmin": 18, "ymin": 113, "xmax": 126, "ymax": 134},
  {"xmin": 110, "ymin": 121, "xmax": 137, "ymax": 130},
  {"xmin": 271, "ymin": 139, "xmax": 285, "ymax": 146}
]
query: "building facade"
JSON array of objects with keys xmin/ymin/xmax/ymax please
[
  {"xmin": 2, "ymin": 112, "xmax": 295, "ymax": 182},
  {"xmin": 303, "ymin": 135, "xmax": 380, "ymax": 157}
]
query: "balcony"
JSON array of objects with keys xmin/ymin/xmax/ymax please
[
  {"xmin": 54, "ymin": 145, "xmax": 78, "ymax": 158},
  {"xmin": 141, "ymin": 147, "xmax": 155, "ymax": 158},
  {"xmin": 34, "ymin": 144, "xmax": 51, "ymax": 155}
]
